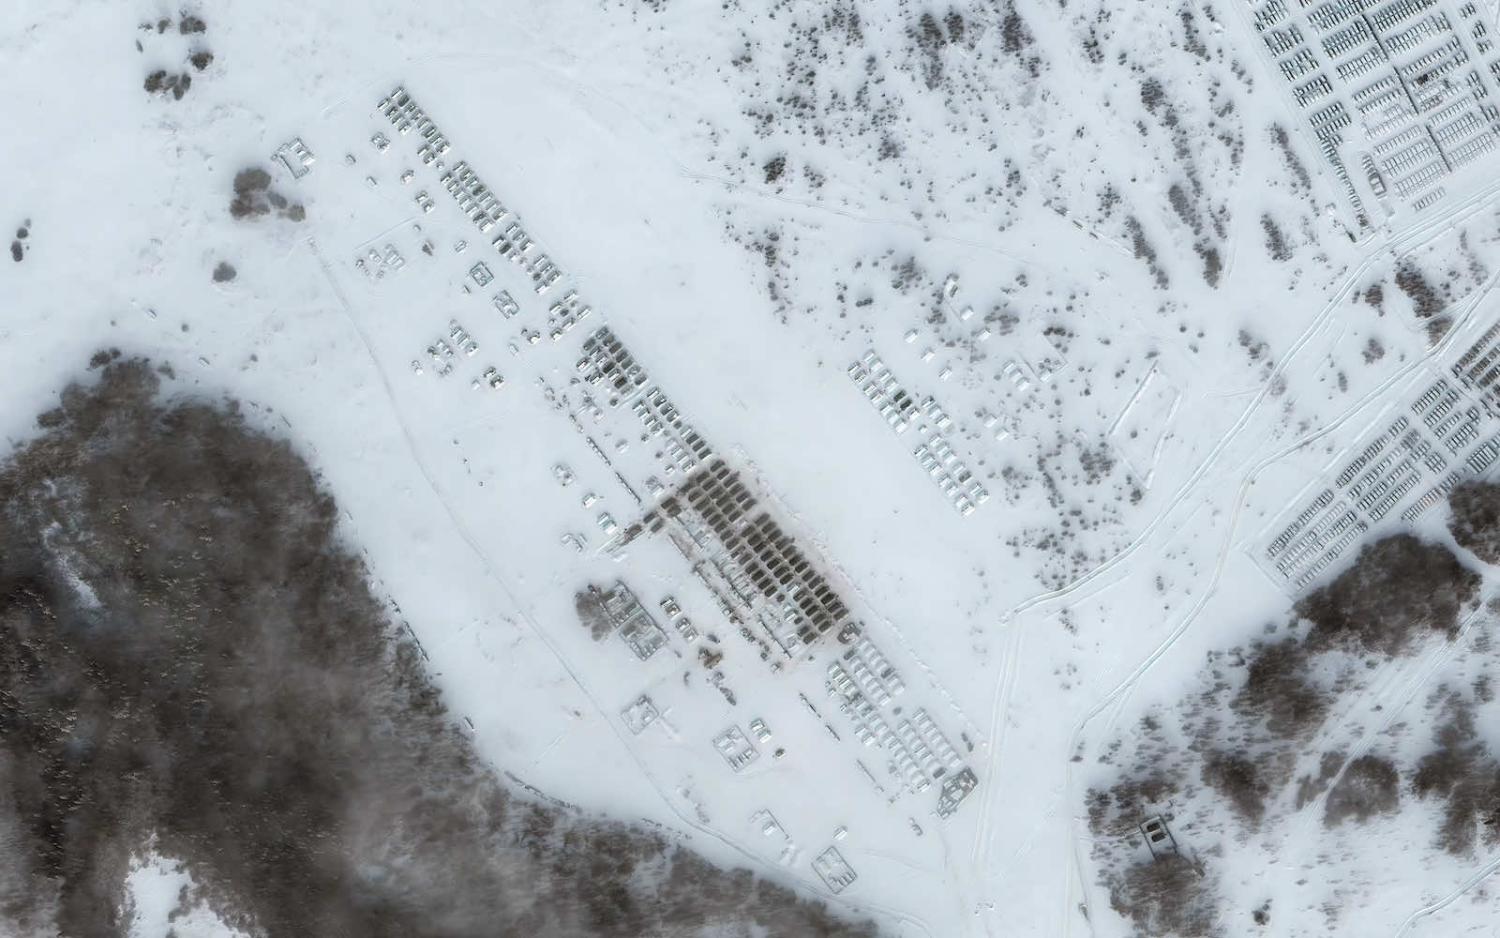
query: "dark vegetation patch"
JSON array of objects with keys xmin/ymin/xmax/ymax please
[
  {"xmin": 1000, "ymin": 9, "xmax": 1031, "ymax": 55},
  {"xmin": 1394, "ymin": 261, "xmax": 1446, "ymax": 319},
  {"xmin": 1323, "ymin": 755, "xmax": 1400, "ymax": 826},
  {"xmin": 1295, "ymin": 534, "xmax": 1478, "ymax": 656},
  {"xmin": 9, "ymin": 241, "xmax": 19, "ymax": 263},
  {"xmin": 1195, "ymin": 242, "xmax": 1221, "ymax": 287},
  {"xmin": 1295, "ymin": 750, "xmax": 1345, "ymax": 808},
  {"xmin": 575, "ymin": 587, "xmax": 615, "ymax": 642},
  {"xmin": 211, "ymin": 261, "xmax": 237, "ymax": 283},
  {"xmin": 143, "ymin": 69, "xmax": 191, "ymax": 100},
  {"xmin": 1179, "ymin": 5, "xmax": 1210, "ymax": 60},
  {"xmin": 1361, "ymin": 337, "xmax": 1385, "ymax": 363},
  {"xmin": 912, "ymin": 11, "xmax": 953, "ymax": 89},
  {"xmin": 140, "ymin": 15, "xmax": 213, "ymax": 89},
  {"xmin": 1261, "ymin": 214, "xmax": 1291, "ymax": 262},
  {"xmin": 1106, "ymin": 854, "xmax": 1216, "ymax": 938},
  {"xmin": 229, "ymin": 167, "xmax": 305, "ymax": 223},
  {"xmin": 1140, "ymin": 77, "xmax": 1165, "ymax": 114},
  {"xmin": 1252, "ymin": 901, "xmax": 1271, "ymax": 926},
  {"xmin": 1448, "ymin": 480, "xmax": 1500, "ymax": 566},
  {"xmin": 0, "ymin": 358, "xmax": 878, "ymax": 938},
  {"xmin": 1123, "ymin": 216, "xmax": 1169, "ymax": 289},
  {"xmin": 1412, "ymin": 693, "xmax": 1500, "ymax": 856},
  {"xmin": 1202, "ymin": 751, "xmax": 1269, "ymax": 825},
  {"xmin": 1236, "ymin": 329, "xmax": 1269, "ymax": 362},
  {"xmin": 1077, "ymin": 440, "xmax": 1115, "ymax": 484},
  {"xmin": 1168, "ymin": 183, "xmax": 1195, "ymax": 229},
  {"xmin": 1233, "ymin": 639, "xmax": 1326, "ymax": 738},
  {"xmin": 763, "ymin": 154, "xmax": 786, "ymax": 184},
  {"xmin": 1270, "ymin": 125, "xmax": 1312, "ymax": 191},
  {"xmin": 1086, "ymin": 770, "xmax": 1179, "ymax": 838}
]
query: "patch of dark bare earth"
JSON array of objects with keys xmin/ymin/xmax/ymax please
[{"xmin": 0, "ymin": 356, "xmax": 877, "ymax": 938}]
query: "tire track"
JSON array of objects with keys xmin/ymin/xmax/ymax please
[
  {"xmin": 309, "ymin": 237, "xmax": 935, "ymax": 936},
  {"xmin": 1050, "ymin": 243, "xmax": 1500, "ymax": 935}
]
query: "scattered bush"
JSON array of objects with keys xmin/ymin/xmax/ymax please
[{"xmin": 1087, "ymin": 772, "xmax": 1179, "ymax": 837}]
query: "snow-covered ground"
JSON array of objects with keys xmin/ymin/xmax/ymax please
[{"xmin": 8, "ymin": 0, "xmax": 1500, "ymax": 934}]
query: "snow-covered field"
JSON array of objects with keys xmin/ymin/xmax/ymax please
[{"xmin": 7, "ymin": 0, "xmax": 1500, "ymax": 934}]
